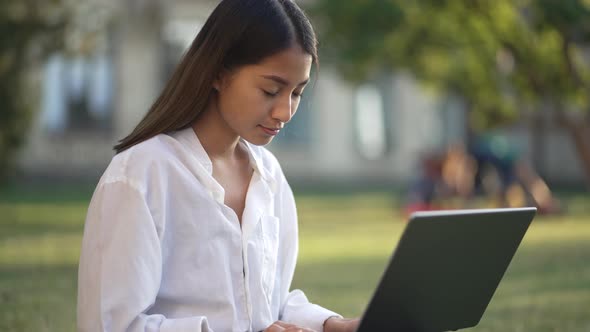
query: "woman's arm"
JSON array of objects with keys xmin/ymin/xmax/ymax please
[
  {"xmin": 77, "ymin": 181, "xmax": 212, "ymax": 332},
  {"xmin": 323, "ymin": 317, "xmax": 361, "ymax": 332},
  {"xmin": 273, "ymin": 174, "xmax": 342, "ymax": 332}
]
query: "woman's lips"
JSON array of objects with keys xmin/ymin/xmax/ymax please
[{"xmin": 259, "ymin": 125, "xmax": 280, "ymax": 136}]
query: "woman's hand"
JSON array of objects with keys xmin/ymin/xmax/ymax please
[
  {"xmin": 323, "ymin": 317, "xmax": 360, "ymax": 332},
  {"xmin": 263, "ymin": 321, "xmax": 317, "ymax": 332}
]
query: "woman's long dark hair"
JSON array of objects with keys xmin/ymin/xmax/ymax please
[{"xmin": 114, "ymin": 0, "xmax": 318, "ymax": 153}]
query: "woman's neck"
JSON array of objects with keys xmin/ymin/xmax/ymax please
[{"xmin": 191, "ymin": 104, "xmax": 242, "ymax": 161}]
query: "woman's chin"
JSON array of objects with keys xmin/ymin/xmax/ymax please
[{"xmin": 242, "ymin": 134, "xmax": 274, "ymax": 146}]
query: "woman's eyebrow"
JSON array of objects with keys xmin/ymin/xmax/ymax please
[{"xmin": 261, "ymin": 75, "xmax": 309, "ymax": 86}]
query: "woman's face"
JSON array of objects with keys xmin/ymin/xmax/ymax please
[{"xmin": 214, "ymin": 44, "xmax": 313, "ymax": 146}]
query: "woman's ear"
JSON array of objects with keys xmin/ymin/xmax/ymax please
[
  {"xmin": 213, "ymin": 67, "xmax": 231, "ymax": 92},
  {"xmin": 212, "ymin": 75, "xmax": 222, "ymax": 91},
  {"xmin": 212, "ymin": 77, "xmax": 221, "ymax": 92}
]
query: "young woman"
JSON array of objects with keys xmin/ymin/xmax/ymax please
[{"xmin": 77, "ymin": 0, "xmax": 360, "ymax": 331}]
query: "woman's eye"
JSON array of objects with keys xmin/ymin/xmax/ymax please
[
  {"xmin": 263, "ymin": 90, "xmax": 278, "ymax": 97},
  {"xmin": 292, "ymin": 91, "xmax": 303, "ymax": 98}
]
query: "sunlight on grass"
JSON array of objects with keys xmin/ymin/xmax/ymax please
[
  {"xmin": 0, "ymin": 233, "xmax": 82, "ymax": 266},
  {"xmin": 293, "ymin": 193, "xmax": 590, "ymax": 331},
  {"xmin": 1, "ymin": 191, "xmax": 590, "ymax": 331},
  {"xmin": 521, "ymin": 219, "xmax": 590, "ymax": 245}
]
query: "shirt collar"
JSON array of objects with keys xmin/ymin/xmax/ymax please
[
  {"xmin": 174, "ymin": 126, "xmax": 213, "ymax": 175},
  {"xmin": 240, "ymin": 139, "xmax": 277, "ymax": 192},
  {"xmin": 173, "ymin": 127, "xmax": 276, "ymax": 191}
]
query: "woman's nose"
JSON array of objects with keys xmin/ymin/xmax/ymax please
[{"xmin": 271, "ymin": 96, "xmax": 293, "ymax": 123}]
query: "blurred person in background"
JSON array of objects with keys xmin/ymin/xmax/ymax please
[
  {"xmin": 77, "ymin": 0, "xmax": 359, "ymax": 331},
  {"xmin": 404, "ymin": 150, "xmax": 445, "ymax": 215},
  {"xmin": 404, "ymin": 136, "xmax": 561, "ymax": 215},
  {"xmin": 404, "ymin": 144, "xmax": 477, "ymax": 216},
  {"xmin": 468, "ymin": 133, "xmax": 562, "ymax": 214}
]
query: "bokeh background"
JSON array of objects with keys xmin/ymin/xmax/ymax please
[{"xmin": 1, "ymin": 0, "xmax": 590, "ymax": 331}]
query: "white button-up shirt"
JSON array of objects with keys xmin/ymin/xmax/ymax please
[{"xmin": 77, "ymin": 127, "xmax": 340, "ymax": 332}]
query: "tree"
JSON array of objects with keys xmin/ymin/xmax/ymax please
[
  {"xmin": 0, "ymin": 1, "xmax": 67, "ymax": 181},
  {"xmin": 310, "ymin": 0, "xmax": 590, "ymax": 186}
]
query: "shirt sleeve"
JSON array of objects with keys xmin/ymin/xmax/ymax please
[
  {"xmin": 77, "ymin": 180, "xmax": 213, "ymax": 332},
  {"xmin": 274, "ymin": 174, "xmax": 342, "ymax": 332}
]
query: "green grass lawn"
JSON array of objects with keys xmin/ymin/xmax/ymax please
[{"xmin": 1, "ymin": 187, "xmax": 589, "ymax": 331}]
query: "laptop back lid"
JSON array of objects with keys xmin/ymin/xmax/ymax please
[{"xmin": 358, "ymin": 207, "xmax": 536, "ymax": 332}]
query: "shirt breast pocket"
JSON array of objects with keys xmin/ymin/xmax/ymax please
[{"xmin": 260, "ymin": 215, "xmax": 279, "ymax": 303}]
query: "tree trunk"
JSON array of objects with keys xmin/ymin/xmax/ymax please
[
  {"xmin": 565, "ymin": 124, "xmax": 590, "ymax": 188},
  {"xmin": 556, "ymin": 112, "xmax": 590, "ymax": 188},
  {"xmin": 529, "ymin": 108, "xmax": 546, "ymax": 179}
]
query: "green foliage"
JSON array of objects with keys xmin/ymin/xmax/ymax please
[
  {"xmin": 310, "ymin": 0, "xmax": 590, "ymax": 130},
  {"xmin": 0, "ymin": 1, "xmax": 66, "ymax": 180},
  {"xmin": 312, "ymin": 1, "xmax": 403, "ymax": 80}
]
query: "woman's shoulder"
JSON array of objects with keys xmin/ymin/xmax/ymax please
[{"xmin": 99, "ymin": 133, "xmax": 182, "ymax": 187}]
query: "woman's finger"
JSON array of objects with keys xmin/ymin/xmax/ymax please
[
  {"xmin": 268, "ymin": 321, "xmax": 316, "ymax": 332},
  {"xmin": 272, "ymin": 321, "xmax": 296, "ymax": 329},
  {"xmin": 264, "ymin": 323, "xmax": 286, "ymax": 332}
]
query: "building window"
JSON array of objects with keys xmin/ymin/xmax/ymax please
[
  {"xmin": 354, "ymin": 83, "xmax": 390, "ymax": 160},
  {"xmin": 40, "ymin": 50, "xmax": 114, "ymax": 134},
  {"xmin": 40, "ymin": 1, "xmax": 116, "ymax": 135}
]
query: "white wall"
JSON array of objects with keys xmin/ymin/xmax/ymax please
[{"xmin": 16, "ymin": 0, "xmax": 586, "ymax": 186}]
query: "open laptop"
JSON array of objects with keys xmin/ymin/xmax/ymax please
[{"xmin": 356, "ymin": 207, "xmax": 536, "ymax": 332}]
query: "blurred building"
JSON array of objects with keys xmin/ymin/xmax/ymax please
[{"xmin": 17, "ymin": 0, "xmax": 585, "ymax": 187}]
